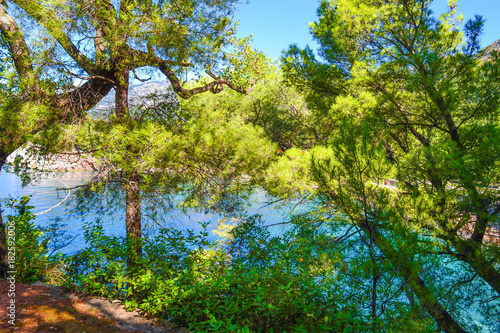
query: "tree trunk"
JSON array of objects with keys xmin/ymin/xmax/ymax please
[
  {"xmin": 113, "ymin": 67, "xmax": 143, "ymax": 267},
  {"xmin": 0, "ymin": 150, "xmax": 8, "ymax": 171},
  {"xmin": 362, "ymin": 224, "xmax": 467, "ymax": 333},
  {"xmin": 115, "ymin": 67, "xmax": 129, "ymax": 117},
  {"xmin": 125, "ymin": 171, "xmax": 142, "ymax": 267}
]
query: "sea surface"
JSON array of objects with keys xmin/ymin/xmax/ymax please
[{"xmin": 0, "ymin": 170, "xmax": 298, "ymax": 254}]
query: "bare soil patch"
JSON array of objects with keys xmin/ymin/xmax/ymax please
[{"xmin": 0, "ymin": 281, "xmax": 189, "ymax": 333}]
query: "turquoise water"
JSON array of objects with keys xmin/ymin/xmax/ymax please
[{"xmin": 0, "ymin": 170, "xmax": 297, "ymax": 254}]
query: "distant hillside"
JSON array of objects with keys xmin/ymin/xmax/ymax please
[
  {"xmin": 91, "ymin": 80, "xmax": 177, "ymax": 117},
  {"xmin": 479, "ymin": 39, "xmax": 500, "ymax": 62}
]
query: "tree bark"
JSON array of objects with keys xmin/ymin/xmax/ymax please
[
  {"xmin": 55, "ymin": 77, "xmax": 114, "ymax": 120},
  {"xmin": 115, "ymin": 68, "xmax": 129, "ymax": 117},
  {"xmin": 113, "ymin": 67, "xmax": 142, "ymax": 267},
  {"xmin": 125, "ymin": 171, "xmax": 142, "ymax": 266}
]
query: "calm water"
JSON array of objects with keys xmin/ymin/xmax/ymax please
[{"xmin": 0, "ymin": 170, "xmax": 296, "ymax": 254}]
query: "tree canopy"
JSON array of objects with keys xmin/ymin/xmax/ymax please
[
  {"xmin": 0, "ymin": 0, "xmax": 268, "ymax": 165},
  {"xmin": 276, "ymin": 0, "xmax": 500, "ymax": 331},
  {"xmin": 0, "ymin": 0, "xmax": 269, "ymax": 275}
]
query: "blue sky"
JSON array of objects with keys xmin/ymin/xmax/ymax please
[
  {"xmin": 234, "ymin": 0, "xmax": 320, "ymax": 60},
  {"xmin": 234, "ymin": 0, "xmax": 500, "ymax": 61}
]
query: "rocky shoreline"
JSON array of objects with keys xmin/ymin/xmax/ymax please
[{"xmin": 6, "ymin": 146, "xmax": 97, "ymax": 172}]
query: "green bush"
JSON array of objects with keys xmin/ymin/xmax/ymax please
[
  {"xmin": 3, "ymin": 196, "xmax": 49, "ymax": 283},
  {"xmin": 63, "ymin": 217, "xmax": 360, "ymax": 332}
]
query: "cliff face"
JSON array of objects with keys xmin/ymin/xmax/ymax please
[
  {"xmin": 90, "ymin": 80, "xmax": 177, "ymax": 118},
  {"xmin": 479, "ymin": 39, "xmax": 500, "ymax": 62}
]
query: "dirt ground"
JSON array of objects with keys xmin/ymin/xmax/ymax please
[{"xmin": 0, "ymin": 281, "xmax": 189, "ymax": 333}]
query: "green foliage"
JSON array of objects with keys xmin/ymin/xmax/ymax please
[
  {"xmin": 63, "ymin": 209, "xmax": 469, "ymax": 331},
  {"xmin": 62, "ymin": 216, "xmax": 366, "ymax": 332},
  {"xmin": 278, "ymin": 0, "xmax": 500, "ymax": 331},
  {"xmin": 3, "ymin": 0, "xmax": 499, "ymax": 331},
  {"xmin": 3, "ymin": 196, "xmax": 48, "ymax": 283},
  {"xmin": 180, "ymin": 71, "xmax": 318, "ymax": 151},
  {"xmin": 1, "ymin": 0, "xmax": 277, "ymax": 280},
  {"xmin": 0, "ymin": 0, "xmax": 270, "ymax": 170},
  {"xmin": 65, "ymin": 99, "xmax": 276, "ymax": 215}
]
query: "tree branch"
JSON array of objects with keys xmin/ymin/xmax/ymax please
[
  {"xmin": 0, "ymin": 3, "xmax": 35, "ymax": 82},
  {"xmin": 13, "ymin": 0, "xmax": 95, "ymax": 73},
  {"xmin": 158, "ymin": 62, "xmax": 256, "ymax": 99},
  {"xmin": 54, "ymin": 76, "xmax": 114, "ymax": 121}
]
